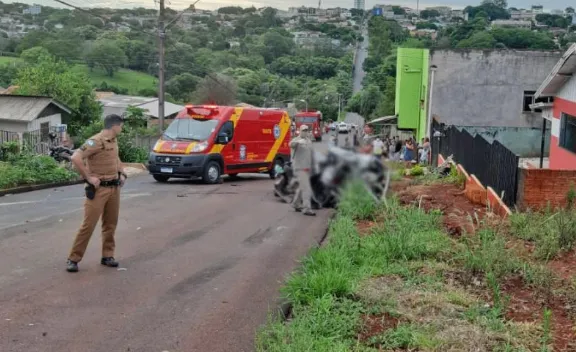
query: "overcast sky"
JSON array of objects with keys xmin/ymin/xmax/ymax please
[{"xmin": 10, "ymin": 0, "xmax": 572, "ymax": 12}]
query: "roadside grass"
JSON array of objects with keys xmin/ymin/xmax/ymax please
[{"xmin": 256, "ymin": 180, "xmax": 563, "ymax": 352}]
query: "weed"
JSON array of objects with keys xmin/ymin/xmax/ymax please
[
  {"xmin": 410, "ymin": 164, "xmax": 425, "ymax": 176},
  {"xmin": 461, "ymin": 228, "xmax": 519, "ymax": 279},
  {"xmin": 538, "ymin": 308, "xmax": 553, "ymax": 352},
  {"xmin": 255, "ymin": 295, "xmax": 365, "ymax": 352},
  {"xmin": 510, "ymin": 209, "xmax": 576, "ymax": 260},
  {"xmin": 567, "ymin": 183, "xmax": 576, "ymax": 210}
]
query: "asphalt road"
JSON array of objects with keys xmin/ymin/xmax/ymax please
[
  {"xmin": 347, "ymin": 27, "xmax": 369, "ymax": 127},
  {"xmin": 0, "ymin": 141, "xmax": 334, "ymax": 352}
]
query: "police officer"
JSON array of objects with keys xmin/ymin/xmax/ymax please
[
  {"xmin": 289, "ymin": 125, "xmax": 315, "ymax": 216},
  {"xmin": 66, "ymin": 114, "xmax": 127, "ymax": 272}
]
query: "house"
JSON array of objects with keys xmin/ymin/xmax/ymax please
[
  {"xmin": 395, "ymin": 49, "xmax": 563, "ymax": 155},
  {"xmin": 97, "ymin": 93, "xmax": 184, "ymax": 128},
  {"xmin": 0, "ymin": 95, "xmax": 70, "ymax": 142},
  {"xmin": 533, "ymin": 43, "xmax": 576, "ymax": 170}
]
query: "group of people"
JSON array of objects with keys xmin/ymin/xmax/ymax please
[{"xmin": 370, "ymin": 136, "xmax": 431, "ymax": 165}]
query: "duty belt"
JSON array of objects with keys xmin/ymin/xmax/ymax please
[{"xmin": 100, "ymin": 179, "xmax": 120, "ymax": 187}]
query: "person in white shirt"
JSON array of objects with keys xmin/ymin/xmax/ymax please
[{"xmin": 372, "ymin": 137, "xmax": 384, "ymax": 159}]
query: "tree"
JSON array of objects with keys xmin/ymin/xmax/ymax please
[
  {"xmin": 20, "ymin": 46, "xmax": 51, "ymax": 64},
  {"xmin": 567, "ymin": 7, "xmax": 575, "ymax": 14},
  {"xmin": 193, "ymin": 74, "xmax": 237, "ymax": 105},
  {"xmin": 15, "ymin": 55, "xmax": 102, "ymax": 135},
  {"xmin": 456, "ymin": 31, "xmax": 496, "ymax": 49},
  {"xmin": 420, "ymin": 9, "xmax": 440, "ymax": 19},
  {"xmin": 259, "ymin": 30, "xmax": 294, "ymax": 63},
  {"xmin": 166, "ymin": 73, "xmax": 201, "ymax": 103},
  {"xmin": 85, "ymin": 40, "xmax": 127, "ymax": 77}
]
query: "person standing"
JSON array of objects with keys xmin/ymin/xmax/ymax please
[
  {"xmin": 289, "ymin": 125, "xmax": 316, "ymax": 216},
  {"xmin": 372, "ymin": 137, "xmax": 385, "ymax": 160},
  {"xmin": 66, "ymin": 114, "xmax": 127, "ymax": 273}
]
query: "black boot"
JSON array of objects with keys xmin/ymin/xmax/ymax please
[
  {"xmin": 66, "ymin": 259, "xmax": 78, "ymax": 273},
  {"xmin": 101, "ymin": 257, "xmax": 119, "ymax": 268}
]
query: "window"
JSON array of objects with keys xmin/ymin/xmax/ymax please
[
  {"xmin": 217, "ymin": 121, "xmax": 234, "ymax": 141},
  {"xmin": 296, "ymin": 117, "xmax": 318, "ymax": 123},
  {"xmin": 523, "ymin": 91, "xmax": 536, "ymax": 112},
  {"xmin": 560, "ymin": 113, "xmax": 576, "ymax": 154}
]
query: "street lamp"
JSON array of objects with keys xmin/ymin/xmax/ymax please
[{"xmin": 299, "ymin": 99, "xmax": 308, "ymax": 111}]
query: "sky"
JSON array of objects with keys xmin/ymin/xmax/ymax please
[{"xmin": 8, "ymin": 0, "xmax": 572, "ymax": 12}]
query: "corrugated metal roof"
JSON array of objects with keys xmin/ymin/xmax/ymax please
[
  {"xmin": 0, "ymin": 95, "xmax": 71, "ymax": 122},
  {"xmin": 136, "ymin": 100, "xmax": 183, "ymax": 118}
]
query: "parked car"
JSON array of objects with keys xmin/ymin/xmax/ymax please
[{"xmin": 338, "ymin": 122, "xmax": 349, "ymax": 134}]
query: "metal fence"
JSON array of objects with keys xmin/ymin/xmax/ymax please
[
  {"xmin": 435, "ymin": 123, "xmax": 519, "ymax": 206},
  {"xmin": 0, "ymin": 130, "xmax": 19, "ymax": 144}
]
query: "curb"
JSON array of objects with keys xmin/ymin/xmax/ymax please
[
  {"xmin": 0, "ymin": 179, "xmax": 84, "ymax": 197},
  {"xmin": 123, "ymin": 163, "xmax": 148, "ymax": 170}
]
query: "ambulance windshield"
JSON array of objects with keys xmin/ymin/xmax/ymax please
[{"xmin": 163, "ymin": 119, "xmax": 219, "ymax": 141}]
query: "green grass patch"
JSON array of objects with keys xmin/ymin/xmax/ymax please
[
  {"xmin": 256, "ymin": 179, "xmax": 557, "ymax": 351},
  {"xmin": 71, "ymin": 65, "xmax": 157, "ymax": 95},
  {"xmin": 0, "ymin": 56, "xmax": 21, "ymax": 65},
  {"xmin": 509, "ymin": 208, "xmax": 576, "ymax": 261},
  {"xmin": 0, "ymin": 56, "xmax": 157, "ymax": 95}
]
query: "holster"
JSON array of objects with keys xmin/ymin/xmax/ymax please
[{"xmin": 85, "ymin": 182, "xmax": 96, "ymax": 200}]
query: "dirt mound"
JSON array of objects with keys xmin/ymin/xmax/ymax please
[{"xmin": 396, "ymin": 183, "xmax": 488, "ymax": 236}]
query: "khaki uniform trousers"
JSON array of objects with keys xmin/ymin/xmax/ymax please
[
  {"xmin": 292, "ymin": 170, "xmax": 313, "ymax": 212},
  {"xmin": 69, "ymin": 186, "xmax": 120, "ymax": 262}
]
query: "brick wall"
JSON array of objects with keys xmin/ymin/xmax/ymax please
[{"xmin": 516, "ymin": 168, "xmax": 576, "ymax": 210}]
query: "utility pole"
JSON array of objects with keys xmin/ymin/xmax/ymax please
[{"xmin": 157, "ymin": 0, "xmax": 166, "ymax": 132}]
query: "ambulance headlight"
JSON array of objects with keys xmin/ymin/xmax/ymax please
[{"xmin": 192, "ymin": 141, "xmax": 208, "ymax": 153}]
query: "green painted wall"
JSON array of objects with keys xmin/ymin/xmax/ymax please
[{"xmin": 395, "ymin": 48, "xmax": 429, "ymax": 141}]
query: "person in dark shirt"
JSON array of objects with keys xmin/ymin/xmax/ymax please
[{"xmin": 394, "ymin": 138, "xmax": 402, "ymax": 161}]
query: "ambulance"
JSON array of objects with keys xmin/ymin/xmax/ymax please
[{"xmin": 148, "ymin": 105, "xmax": 292, "ymax": 184}]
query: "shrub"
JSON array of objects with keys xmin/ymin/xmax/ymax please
[{"xmin": 0, "ymin": 154, "xmax": 78, "ymax": 190}]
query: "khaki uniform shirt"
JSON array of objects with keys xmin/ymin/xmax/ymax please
[
  {"xmin": 289, "ymin": 136, "xmax": 313, "ymax": 171},
  {"xmin": 80, "ymin": 132, "xmax": 122, "ymax": 181}
]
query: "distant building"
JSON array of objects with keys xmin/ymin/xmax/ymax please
[
  {"xmin": 395, "ymin": 49, "xmax": 563, "ymax": 140},
  {"xmin": 353, "ymin": 0, "xmax": 365, "ymax": 11},
  {"xmin": 425, "ymin": 6, "xmax": 451, "ymax": 16},
  {"xmin": 97, "ymin": 94, "xmax": 183, "ymax": 128},
  {"xmin": 492, "ymin": 20, "xmax": 532, "ymax": 28},
  {"xmin": 450, "ymin": 9, "xmax": 464, "ymax": 18},
  {"xmin": 510, "ymin": 9, "xmax": 534, "ymax": 21},
  {"xmin": 531, "ymin": 5, "xmax": 544, "ymax": 16},
  {"xmin": 23, "ymin": 4, "xmax": 41, "ymax": 16}
]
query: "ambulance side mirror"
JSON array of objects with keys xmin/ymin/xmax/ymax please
[{"xmin": 216, "ymin": 132, "xmax": 229, "ymax": 144}]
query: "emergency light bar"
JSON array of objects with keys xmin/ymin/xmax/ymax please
[{"xmin": 186, "ymin": 105, "xmax": 219, "ymax": 119}]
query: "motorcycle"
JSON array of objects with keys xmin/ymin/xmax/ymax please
[
  {"xmin": 47, "ymin": 132, "xmax": 75, "ymax": 163},
  {"xmin": 274, "ymin": 146, "xmax": 390, "ymax": 208}
]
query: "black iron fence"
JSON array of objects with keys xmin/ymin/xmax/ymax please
[{"xmin": 433, "ymin": 122, "xmax": 519, "ymax": 206}]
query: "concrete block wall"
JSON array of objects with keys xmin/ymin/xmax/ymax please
[{"xmin": 516, "ymin": 168, "xmax": 576, "ymax": 210}]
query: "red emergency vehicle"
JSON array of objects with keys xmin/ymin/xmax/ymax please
[
  {"xmin": 294, "ymin": 110, "xmax": 323, "ymax": 142},
  {"xmin": 148, "ymin": 105, "xmax": 292, "ymax": 184}
]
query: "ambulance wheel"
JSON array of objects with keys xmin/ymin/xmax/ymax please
[
  {"xmin": 269, "ymin": 158, "xmax": 284, "ymax": 179},
  {"xmin": 203, "ymin": 161, "xmax": 221, "ymax": 184},
  {"xmin": 153, "ymin": 175, "xmax": 170, "ymax": 183}
]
